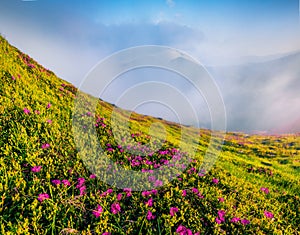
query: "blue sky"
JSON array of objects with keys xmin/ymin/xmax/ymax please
[{"xmin": 1, "ymin": 0, "xmax": 300, "ymax": 132}]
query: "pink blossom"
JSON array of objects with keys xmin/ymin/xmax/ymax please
[
  {"xmin": 102, "ymin": 233, "xmax": 111, "ymax": 235},
  {"xmin": 264, "ymin": 211, "xmax": 274, "ymax": 219},
  {"xmin": 38, "ymin": 193, "xmax": 49, "ymax": 202},
  {"xmin": 41, "ymin": 143, "xmax": 50, "ymax": 149},
  {"xmin": 146, "ymin": 210, "xmax": 155, "ymax": 220},
  {"xmin": 79, "ymin": 186, "xmax": 86, "ymax": 196},
  {"xmin": 241, "ymin": 219, "xmax": 250, "ymax": 225},
  {"xmin": 218, "ymin": 197, "xmax": 224, "ymax": 202},
  {"xmin": 11, "ymin": 75, "xmax": 16, "ymax": 80},
  {"xmin": 76, "ymin": 178, "xmax": 85, "ymax": 188},
  {"xmin": 230, "ymin": 217, "xmax": 240, "ymax": 223},
  {"xmin": 46, "ymin": 119, "xmax": 52, "ymax": 124},
  {"xmin": 62, "ymin": 179, "xmax": 71, "ymax": 186},
  {"xmin": 89, "ymin": 174, "xmax": 96, "ymax": 179},
  {"xmin": 106, "ymin": 189, "xmax": 113, "ymax": 194},
  {"xmin": 31, "ymin": 165, "xmax": 42, "ymax": 173},
  {"xmin": 35, "ymin": 110, "xmax": 40, "ymax": 114},
  {"xmin": 93, "ymin": 205, "xmax": 103, "ymax": 218},
  {"xmin": 124, "ymin": 188, "xmax": 132, "ymax": 197},
  {"xmin": 212, "ymin": 178, "xmax": 219, "ymax": 184},
  {"xmin": 111, "ymin": 202, "xmax": 121, "ymax": 214},
  {"xmin": 170, "ymin": 207, "xmax": 179, "ymax": 216},
  {"xmin": 23, "ymin": 108, "xmax": 30, "ymax": 114},
  {"xmin": 260, "ymin": 187, "xmax": 270, "ymax": 194},
  {"xmin": 192, "ymin": 188, "xmax": 199, "ymax": 194},
  {"xmin": 145, "ymin": 198, "xmax": 153, "ymax": 207},
  {"xmin": 46, "ymin": 103, "xmax": 51, "ymax": 109},
  {"xmin": 117, "ymin": 193, "xmax": 122, "ymax": 201},
  {"xmin": 51, "ymin": 179, "xmax": 61, "ymax": 186},
  {"xmin": 182, "ymin": 190, "xmax": 187, "ymax": 197}
]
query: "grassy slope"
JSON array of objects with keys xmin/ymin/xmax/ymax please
[{"xmin": 0, "ymin": 36, "xmax": 299, "ymax": 234}]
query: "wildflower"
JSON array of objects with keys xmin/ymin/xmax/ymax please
[
  {"xmin": 76, "ymin": 178, "xmax": 85, "ymax": 188},
  {"xmin": 23, "ymin": 108, "xmax": 30, "ymax": 114},
  {"xmin": 90, "ymin": 174, "xmax": 96, "ymax": 179},
  {"xmin": 182, "ymin": 190, "xmax": 187, "ymax": 197},
  {"xmin": 170, "ymin": 207, "xmax": 179, "ymax": 216},
  {"xmin": 46, "ymin": 103, "xmax": 51, "ymax": 109},
  {"xmin": 46, "ymin": 119, "xmax": 52, "ymax": 124},
  {"xmin": 31, "ymin": 165, "xmax": 42, "ymax": 173},
  {"xmin": 260, "ymin": 187, "xmax": 270, "ymax": 194},
  {"xmin": 218, "ymin": 197, "xmax": 224, "ymax": 202},
  {"xmin": 230, "ymin": 217, "xmax": 240, "ymax": 223},
  {"xmin": 176, "ymin": 225, "xmax": 192, "ymax": 235},
  {"xmin": 93, "ymin": 205, "xmax": 103, "ymax": 218},
  {"xmin": 215, "ymin": 217, "xmax": 222, "ymax": 224},
  {"xmin": 241, "ymin": 219, "xmax": 250, "ymax": 225},
  {"xmin": 106, "ymin": 189, "xmax": 113, "ymax": 194},
  {"xmin": 111, "ymin": 203, "xmax": 121, "ymax": 214},
  {"xmin": 218, "ymin": 210, "xmax": 226, "ymax": 219},
  {"xmin": 117, "ymin": 193, "xmax": 122, "ymax": 201},
  {"xmin": 264, "ymin": 211, "xmax": 274, "ymax": 219},
  {"xmin": 79, "ymin": 186, "xmax": 86, "ymax": 196},
  {"xmin": 11, "ymin": 75, "xmax": 16, "ymax": 80},
  {"xmin": 212, "ymin": 178, "xmax": 219, "ymax": 184},
  {"xmin": 38, "ymin": 193, "xmax": 49, "ymax": 202},
  {"xmin": 51, "ymin": 179, "xmax": 61, "ymax": 186},
  {"xmin": 146, "ymin": 210, "xmax": 155, "ymax": 220},
  {"xmin": 145, "ymin": 198, "xmax": 153, "ymax": 207},
  {"xmin": 35, "ymin": 110, "xmax": 40, "ymax": 114},
  {"xmin": 102, "ymin": 233, "xmax": 111, "ymax": 235},
  {"xmin": 192, "ymin": 188, "xmax": 199, "ymax": 194},
  {"xmin": 41, "ymin": 143, "xmax": 50, "ymax": 149},
  {"xmin": 124, "ymin": 188, "xmax": 132, "ymax": 197},
  {"xmin": 62, "ymin": 179, "xmax": 71, "ymax": 186}
]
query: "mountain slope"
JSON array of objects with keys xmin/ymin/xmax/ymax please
[{"xmin": 0, "ymin": 35, "xmax": 299, "ymax": 235}]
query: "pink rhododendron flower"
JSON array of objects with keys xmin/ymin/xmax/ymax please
[
  {"xmin": 76, "ymin": 178, "xmax": 85, "ymax": 188},
  {"xmin": 212, "ymin": 178, "xmax": 219, "ymax": 184},
  {"xmin": 46, "ymin": 119, "xmax": 52, "ymax": 124},
  {"xmin": 46, "ymin": 103, "xmax": 51, "ymax": 109},
  {"xmin": 124, "ymin": 188, "xmax": 132, "ymax": 197},
  {"xmin": 79, "ymin": 186, "xmax": 86, "ymax": 196},
  {"xmin": 192, "ymin": 188, "xmax": 199, "ymax": 194},
  {"xmin": 31, "ymin": 165, "xmax": 42, "ymax": 173},
  {"xmin": 93, "ymin": 205, "xmax": 103, "ymax": 218},
  {"xmin": 62, "ymin": 179, "xmax": 71, "ymax": 186},
  {"xmin": 218, "ymin": 197, "xmax": 224, "ymax": 202},
  {"xmin": 51, "ymin": 179, "xmax": 61, "ymax": 186},
  {"xmin": 241, "ymin": 219, "xmax": 250, "ymax": 225},
  {"xmin": 89, "ymin": 174, "xmax": 96, "ymax": 179},
  {"xmin": 41, "ymin": 143, "xmax": 50, "ymax": 149},
  {"xmin": 264, "ymin": 211, "xmax": 274, "ymax": 219},
  {"xmin": 176, "ymin": 225, "xmax": 192, "ymax": 235},
  {"xmin": 146, "ymin": 210, "xmax": 155, "ymax": 220},
  {"xmin": 182, "ymin": 190, "xmax": 187, "ymax": 197},
  {"xmin": 145, "ymin": 198, "xmax": 153, "ymax": 207},
  {"xmin": 230, "ymin": 217, "xmax": 240, "ymax": 223},
  {"xmin": 38, "ymin": 193, "xmax": 49, "ymax": 202},
  {"xmin": 117, "ymin": 193, "xmax": 122, "ymax": 201},
  {"xmin": 111, "ymin": 203, "xmax": 121, "ymax": 214},
  {"xmin": 23, "ymin": 108, "xmax": 30, "ymax": 114},
  {"xmin": 260, "ymin": 187, "xmax": 270, "ymax": 194},
  {"xmin": 11, "ymin": 75, "xmax": 16, "ymax": 80},
  {"xmin": 170, "ymin": 207, "xmax": 179, "ymax": 216}
]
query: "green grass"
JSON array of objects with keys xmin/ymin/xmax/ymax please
[{"xmin": 0, "ymin": 35, "xmax": 299, "ymax": 234}]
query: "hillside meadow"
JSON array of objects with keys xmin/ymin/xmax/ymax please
[{"xmin": 0, "ymin": 36, "xmax": 299, "ymax": 234}]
